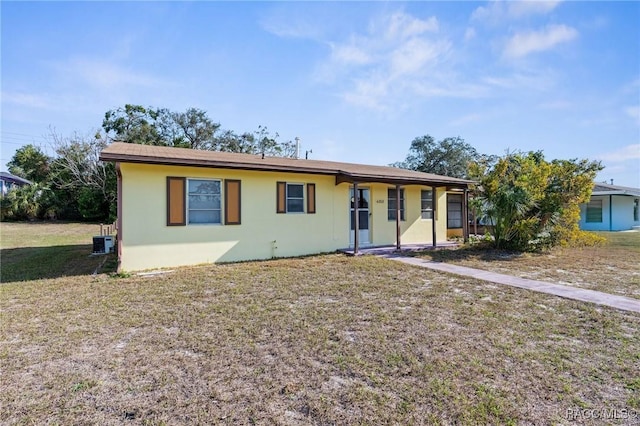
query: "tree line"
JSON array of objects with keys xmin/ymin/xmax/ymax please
[{"xmin": 2, "ymin": 104, "xmax": 603, "ymax": 251}]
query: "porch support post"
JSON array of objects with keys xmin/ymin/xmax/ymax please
[
  {"xmin": 353, "ymin": 182, "xmax": 359, "ymax": 255},
  {"xmin": 432, "ymin": 185, "xmax": 437, "ymax": 247},
  {"xmin": 463, "ymin": 188, "xmax": 469, "ymax": 243},
  {"xmin": 395, "ymin": 184, "xmax": 401, "ymax": 250}
]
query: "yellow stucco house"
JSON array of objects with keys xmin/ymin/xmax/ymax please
[{"xmin": 100, "ymin": 143, "xmax": 473, "ymax": 272}]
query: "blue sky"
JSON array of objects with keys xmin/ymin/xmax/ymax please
[{"xmin": 2, "ymin": 1, "xmax": 639, "ymax": 187}]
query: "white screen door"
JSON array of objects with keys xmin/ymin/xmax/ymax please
[{"xmin": 350, "ymin": 187, "xmax": 370, "ymax": 245}]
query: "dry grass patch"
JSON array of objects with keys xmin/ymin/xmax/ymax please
[
  {"xmin": 418, "ymin": 232, "xmax": 640, "ymax": 299},
  {"xmin": 1, "ymin": 255, "xmax": 639, "ymax": 424}
]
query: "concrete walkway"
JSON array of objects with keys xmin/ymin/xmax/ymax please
[{"xmin": 381, "ymin": 254, "xmax": 640, "ymax": 314}]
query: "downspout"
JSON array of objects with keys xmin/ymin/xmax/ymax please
[
  {"xmin": 396, "ymin": 184, "xmax": 401, "ymax": 250},
  {"xmin": 353, "ymin": 182, "xmax": 359, "ymax": 255},
  {"xmin": 432, "ymin": 185, "xmax": 437, "ymax": 247},
  {"xmin": 116, "ymin": 162, "xmax": 123, "ymax": 273},
  {"xmin": 609, "ymin": 194, "xmax": 613, "ymax": 231}
]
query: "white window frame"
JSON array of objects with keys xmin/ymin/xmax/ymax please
[
  {"xmin": 286, "ymin": 183, "xmax": 305, "ymax": 213},
  {"xmin": 187, "ymin": 178, "xmax": 222, "ymax": 225}
]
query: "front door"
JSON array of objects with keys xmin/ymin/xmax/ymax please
[{"xmin": 350, "ymin": 187, "xmax": 370, "ymax": 246}]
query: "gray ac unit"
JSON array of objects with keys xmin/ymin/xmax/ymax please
[{"xmin": 92, "ymin": 236, "xmax": 114, "ymax": 254}]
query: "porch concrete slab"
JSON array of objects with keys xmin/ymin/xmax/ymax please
[
  {"xmin": 339, "ymin": 242, "xmax": 459, "ymax": 256},
  {"xmin": 381, "ymin": 255, "xmax": 640, "ymax": 314}
]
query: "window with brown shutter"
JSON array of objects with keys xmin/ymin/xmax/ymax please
[
  {"xmin": 167, "ymin": 177, "xmax": 186, "ymax": 226},
  {"xmin": 307, "ymin": 183, "xmax": 316, "ymax": 214},
  {"xmin": 225, "ymin": 180, "xmax": 241, "ymax": 225},
  {"xmin": 276, "ymin": 181, "xmax": 287, "ymax": 213}
]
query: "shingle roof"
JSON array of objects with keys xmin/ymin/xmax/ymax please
[
  {"xmin": 100, "ymin": 142, "xmax": 473, "ymax": 187},
  {"xmin": 592, "ymin": 182, "xmax": 640, "ymax": 197}
]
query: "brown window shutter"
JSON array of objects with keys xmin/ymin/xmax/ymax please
[
  {"xmin": 276, "ymin": 181, "xmax": 286, "ymax": 213},
  {"xmin": 307, "ymin": 183, "xmax": 316, "ymax": 214},
  {"xmin": 225, "ymin": 180, "xmax": 241, "ymax": 225},
  {"xmin": 167, "ymin": 177, "xmax": 186, "ymax": 226}
]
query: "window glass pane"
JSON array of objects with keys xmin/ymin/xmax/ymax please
[
  {"xmin": 287, "ymin": 198, "xmax": 304, "ymax": 213},
  {"xmin": 287, "ymin": 184, "xmax": 304, "ymax": 198},
  {"xmin": 421, "ymin": 190, "xmax": 433, "ymax": 219},
  {"xmin": 388, "ymin": 188, "xmax": 405, "ymax": 221},
  {"xmin": 189, "ymin": 180, "xmax": 220, "ymax": 195},
  {"xmin": 189, "ymin": 194, "xmax": 221, "ymax": 209},
  {"xmin": 350, "ymin": 210, "xmax": 370, "ymax": 230},
  {"xmin": 189, "ymin": 210, "xmax": 221, "ymax": 224},
  {"xmin": 586, "ymin": 199, "xmax": 602, "ymax": 223},
  {"xmin": 447, "ymin": 194, "xmax": 463, "ymax": 228}
]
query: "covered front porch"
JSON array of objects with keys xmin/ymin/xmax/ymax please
[{"xmin": 335, "ymin": 170, "xmax": 473, "ymax": 255}]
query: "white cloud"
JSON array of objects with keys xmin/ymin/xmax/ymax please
[
  {"xmin": 390, "ymin": 38, "xmax": 451, "ymax": 76},
  {"xmin": 1, "ymin": 92, "xmax": 54, "ymax": 109},
  {"xmin": 482, "ymin": 69, "xmax": 557, "ymax": 91},
  {"xmin": 508, "ymin": 1, "xmax": 562, "ymax": 18},
  {"xmin": 54, "ymin": 58, "xmax": 166, "ymax": 90},
  {"xmin": 503, "ymin": 24, "xmax": 578, "ymax": 58},
  {"xmin": 464, "ymin": 27, "xmax": 476, "ymax": 41},
  {"xmin": 624, "ymin": 105, "xmax": 640, "ymax": 124},
  {"xmin": 472, "ymin": 1, "xmax": 562, "ymax": 23},
  {"xmin": 597, "ymin": 144, "xmax": 640, "ymax": 162},
  {"xmin": 331, "ymin": 42, "xmax": 372, "ymax": 66},
  {"xmin": 381, "ymin": 12, "xmax": 439, "ymax": 40},
  {"xmin": 314, "ymin": 11, "xmax": 453, "ymax": 110}
]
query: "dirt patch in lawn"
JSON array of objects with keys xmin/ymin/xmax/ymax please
[
  {"xmin": 417, "ymin": 232, "xmax": 640, "ymax": 300},
  {"xmin": 1, "ymin": 255, "xmax": 638, "ymax": 425}
]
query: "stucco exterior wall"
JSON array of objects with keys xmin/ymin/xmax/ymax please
[
  {"xmin": 579, "ymin": 195, "xmax": 640, "ymax": 231},
  {"xmin": 119, "ymin": 163, "xmax": 450, "ymax": 271}
]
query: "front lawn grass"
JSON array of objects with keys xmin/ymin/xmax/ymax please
[
  {"xmin": 417, "ymin": 231, "xmax": 640, "ymax": 299},
  {"xmin": 1, "ymin": 254, "xmax": 639, "ymax": 424}
]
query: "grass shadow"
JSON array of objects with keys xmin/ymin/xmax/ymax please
[
  {"xmin": 0, "ymin": 244, "xmax": 117, "ymax": 283},
  {"xmin": 406, "ymin": 244, "xmax": 528, "ymax": 263}
]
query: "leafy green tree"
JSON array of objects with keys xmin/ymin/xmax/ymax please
[
  {"xmin": 6, "ymin": 144, "xmax": 51, "ymax": 183},
  {"xmin": 102, "ymin": 104, "xmax": 166, "ymax": 145},
  {"xmin": 102, "ymin": 104, "xmax": 297, "ymax": 157},
  {"xmin": 0, "ymin": 183, "xmax": 50, "ymax": 220},
  {"xmin": 394, "ymin": 135, "xmax": 481, "ymax": 179},
  {"xmin": 469, "ymin": 151, "xmax": 603, "ymax": 250},
  {"xmin": 171, "ymin": 108, "xmax": 221, "ymax": 149},
  {"xmin": 49, "ymin": 131, "xmax": 117, "ymax": 222}
]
